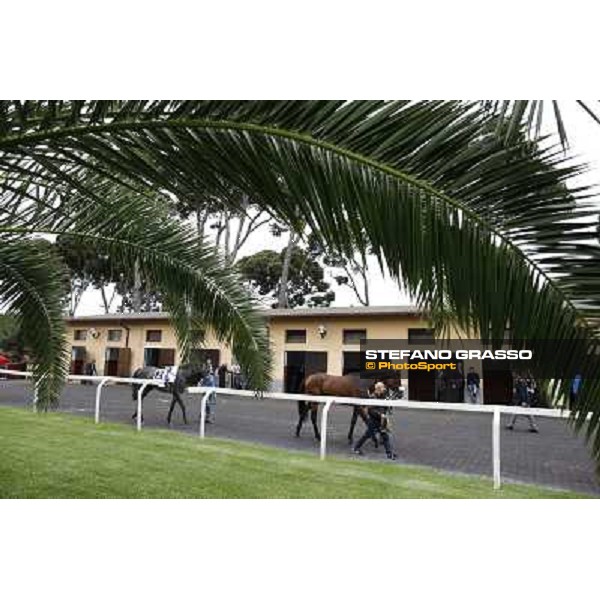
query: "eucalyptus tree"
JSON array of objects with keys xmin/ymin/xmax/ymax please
[
  {"xmin": 1, "ymin": 101, "xmax": 600, "ymax": 462},
  {"xmin": 175, "ymin": 182, "xmax": 274, "ymax": 267}
]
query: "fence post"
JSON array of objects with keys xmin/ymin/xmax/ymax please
[
  {"xmin": 199, "ymin": 389, "xmax": 212, "ymax": 438},
  {"xmin": 319, "ymin": 399, "xmax": 334, "ymax": 460},
  {"xmin": 137, "ymin": 383, "xmax": 149, "ymax": 432},
  {"xmin": 493, "ymin": 407, "xmax": 501, "ymax": 489},
  {"xmin": 32, "ymin": 382, "xmax": 38, "ymax": 413},
  {"xmin": 95, "ymin": 378, "xmax": 110, "ymax": 424}
]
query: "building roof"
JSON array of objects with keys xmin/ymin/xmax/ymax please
[
  {"xmin": 65, "ymin": 313, "xmax": 172, "ymax": 323},
  {"xmin": 65, "ymin": 305, "xmax": 424, "ymax": 323},
  {"xmin": 265, "ymin": 305, "xmax": 422, "ymax": 318}
]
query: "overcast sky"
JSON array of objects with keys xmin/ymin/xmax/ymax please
[{"xmin": 75, "ymin": 102, "xmax": 600, "ymax": 315}]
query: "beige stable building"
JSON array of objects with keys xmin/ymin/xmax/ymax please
[{"xmin": 65, "ymin": 306, "xmax": 514, "ymax": 403}]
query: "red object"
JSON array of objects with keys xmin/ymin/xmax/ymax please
[{"xmin": 0, "ymin": 354, "xmax": 10, "ymax": 366}]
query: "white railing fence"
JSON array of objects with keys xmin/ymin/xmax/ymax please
[
  {"xmin": 0, "ymin": 368, "xmax": 165, "ymax": 431},
  {"xmin": 187, "ymin": 386, "xmax": 587, "ymax": 490},
  {"xmin": 1, "ymin": 368, "xmax": 587, "ymax": 489}
]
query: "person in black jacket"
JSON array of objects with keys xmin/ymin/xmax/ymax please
[
  {"xmin": 506, "ymin": 374, "xmax": 538, "ymax": 433},
  {"xmin": 353, "ymin": 382, "xmax": 397, "ymax": 460},
  {"xmin": 466, "ymin": 367, "xmax": 481, "ymax": 403},
  {"xmin": 218, "ymin": 363, "xmax": 228, "ymax": 388}
]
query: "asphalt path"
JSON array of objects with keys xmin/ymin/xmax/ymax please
[{"xmin": 1, "ymin": 380, "xmax": 598, "ymax": 495}]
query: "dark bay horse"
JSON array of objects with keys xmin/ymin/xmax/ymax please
[
  {"xmin": 295, "ymin": 373, "xmax": 403, "ymax": 442},
  {"xmin": 131, "ymin": 364, "xmax": 208, "ymax": 425}
]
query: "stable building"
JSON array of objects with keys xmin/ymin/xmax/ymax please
[{"xmin": 65, "ymin": 306, "xmax": 514, "ymax": 404}]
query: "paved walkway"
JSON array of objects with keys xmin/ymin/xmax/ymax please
[{"xmin": 1, "ymin": 380, "xmax": 598, "ymax": 495}]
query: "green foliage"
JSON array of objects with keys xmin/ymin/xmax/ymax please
[
  {"xmin": 0, "ymin": 314, "xmax": 26, "ymax": 359},
  {"xmin": 0, "ymin": 239, "xmax": 69, "ymax": 404},
  {"xmin": 237, "ymin": 247, "xmax": 335, "ymax": 308},
  {"xmin": 481, "ymin": 100, "xmax": 600, "ymax": 149},
  {"xmin": 56, "ymin": 234, "xmax": 165, "ymax": 313}
]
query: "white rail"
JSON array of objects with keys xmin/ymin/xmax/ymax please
[
  {"xmin": 1, "ymin": 369, "xmax": 587, "ymax": 489},
  {"xmin": 187, "ymin": 385, "xmax": 588, "ymax": 490},
  {"xmin": 0, "ymin": 368, "xmax": 165, "ymax": 431}
]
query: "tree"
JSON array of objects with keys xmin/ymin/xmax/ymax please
[
  {"xmin": 2, "ymin": 101, "xmax": 600, "ymax": 463},
  {"xmin": 56, "ymin": 235, "xmax": 163, "ymax": 314},
  {"xmin": 307, "ymin": 232, "xmax": 371, "ymax": 306},
  {"xmin": 237, "ymin": 247, "xmax": 335, "ymax": 308},
  {"xmin": 0, "ymin": 314, "xmax": 27, "ymax": 360},
  {"xmin": 56, "ymin": 235, "xmax": 118, "ymax": 314},
  {"xmin": 175, "ymin": 183, "xmax": 273, "ymax": 267}
]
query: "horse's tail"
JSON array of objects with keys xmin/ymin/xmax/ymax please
[
  {"xmin": 299, "ymin": 376, "xmax": 308, "ymax": 394},
  {"xmin": 296, "ymin": 375, "xmax": 312, "ymax": 415}
]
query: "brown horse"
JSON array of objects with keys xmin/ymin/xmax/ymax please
[{"xmin": 295, "ymin": 373, "xmax": 402, "ymax": 442}]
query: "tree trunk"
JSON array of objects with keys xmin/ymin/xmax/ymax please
[
  {"xmin": 100, "ymin": 286, "xmax": 110, "ymax": 314},
  {"xmin": 132, "ymin": 260, "xmax": 143, "ymax": 312},
  {"xmin": 362, "ymin": 274, "xmax": 370, "ymax": 306},
  {"xmin": 196, "ymin": 206, "xmax": 208, "ymax": 238},
  {"xmin": 278, "ymin": 231, "xmax": 297, "ymax": 308}
]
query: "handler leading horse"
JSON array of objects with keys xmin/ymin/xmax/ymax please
[
  {"xmin": 131, "ymin": 363, "xmax": 207, "ymax": 425},
  {"xmin": 295, "ymin": 373, "xmax": 402, "ymax": 442}
]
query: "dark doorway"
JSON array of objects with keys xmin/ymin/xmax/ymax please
[
  {"xmin": 104, "ymin": 347, "xmax": 131, "ymax": 377},
  {"xmin": 342, "ymin": 351, "xmax": 363, "ymax": 375},
  {"xmin": 410, "ymin": 364, "xmax": 466, "ymax": 403},
  {"xmin": 190, "ymin": 348, "xmax": 221, "ymax": 370},
  {"xmin": 284, "ymin": 351, "xmax": 328, "ymax": 393},
  {"xmin": 408, "ymin": 369, "xmax": 437, "ymax": 401},
  {"xmin": 482, "ymin": 359, "xmax": 513, "ymax": 404},
  {"xmin": 70, "ymin": 346, "xmax": 87, "ymax": 374},
  {"xmin": 144, "ymin": 347, "xmax": 176, "ymax": 368}
]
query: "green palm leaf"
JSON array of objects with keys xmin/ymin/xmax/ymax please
[
  {"xmin": 0, "ymin": 238, "xmax": 69, "ymax": 405},
  {"xmin": 481, "ymin": 99, "xmax": 600, "ymax": 148},
  {"xmin": 1, "ymin": 182, "xmax": 272, "ymax": 401},
  {"xmin": 1, "ymin": 100, "xmax": 600, "ymax": 459}
]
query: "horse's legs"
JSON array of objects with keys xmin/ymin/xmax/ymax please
[
  {"xmin": 167, "ymin": 390, "xmax": 187, "ymax": 425},
  {"xmin": 167, "ymin": 396, "xmax": 175, "ymax": 424},
  {"xmin": 310, "ymin": 403, "xmax": 320, "ymax": 441},
  {"xmin": 348, "ymin": 406, "xmax": 360, "ymax": 443},
  {"xmin": 295, "ymin": 401, "xmax": 308, "ymax": 437},
  {"xmin": 179, "ymin": 393, "xmax": 188, "ymax": 424},
  {"xmin": 132, "ymin": 386, "xmax": 150, "ymax": 422}
]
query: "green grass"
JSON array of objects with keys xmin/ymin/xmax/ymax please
[{"xmin": 0, "ymin": 405, "xmax": 591, "ymax": 498}]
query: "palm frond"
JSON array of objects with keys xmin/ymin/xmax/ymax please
[
  {"xmin": 481, "ymin": 99, "xmax": 600, "ymax": 149},
  {"xmin": 0, "ymin": 238, "xmax": 69, "ymax": 407},
  {"xmin": 1, "ymin": 182, "xmax": 272, "ymax": 392},
  {"xmin": 2, "ymin": 100, "xmax": 600, "ymax": 457}
]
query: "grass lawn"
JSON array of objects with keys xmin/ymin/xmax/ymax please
[{"xmin": 0, "ymin": 406, "xmax": 590, "ymax": 498}]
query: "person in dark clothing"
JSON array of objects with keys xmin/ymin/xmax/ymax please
[
  {"xmin": 218, "ymin": 363, "xmax": 228, "ymax": 388},
  {"xmin": 570, "ymin": 374, "xmax": 582, "ymax": 409},
  {"xmin": 83, "ymin": 360, "xmax": 97, "ymax": 385},
  {"xmin": 506, "ymin": 374, "xmax": 538, "ymax": 433},
  {"xmin": 353, "ymin": 382, "xmax": 397, "ymax": 460},
  {"xmin": 466, "ymin": 367, "xmax": 481, "ymax": 403}
]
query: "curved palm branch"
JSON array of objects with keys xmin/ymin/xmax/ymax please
[
  {"xmin": 1, "ymin": 100, "xmax": 600, "ymax": 456},
  {"xmin": 0, "ymin": 181, "xmax": 272, "ymax": 403},
  {"xmin": 0, "ymin": 238, "xmax": 69, "ymax": 405}
]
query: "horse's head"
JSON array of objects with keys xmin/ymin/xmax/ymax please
[
  {"xmin": 178, "ymin": 363, "xmax": 209, "ymax": 385},
  {"xmin": 133, "ymin": 366, "xmax": 159, "ymax": 380}
]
